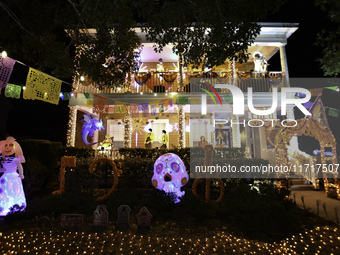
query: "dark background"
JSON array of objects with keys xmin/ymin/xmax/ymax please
[{"xmin": 1, "ymin": 0, "xmax": 339, "ymax": 153}]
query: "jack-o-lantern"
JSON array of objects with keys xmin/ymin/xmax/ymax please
[
  {"xmin": 0, "ymin": 136, "xmax": 25, "ymax": 163},
  {"xmin": 151, "ymin": 153, "xmax": 188, "ymax": 203}
]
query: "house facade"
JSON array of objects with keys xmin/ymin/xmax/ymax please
[{"xmin": 67, "ymin": 22, "xmax": 298, "ymax": 163}]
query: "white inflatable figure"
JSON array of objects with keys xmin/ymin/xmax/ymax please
[
  {"xmin": 0, "ymin": 136, "xmax": 25, "ymax": 163},
  {"xmin": 0, "ymin": 158, "xmax": 26, "ymax": 216},
  {"xmin": 253, "ymin": 51, "xmax": 268, "ymax": 73},
  {"xmin": 151, "ymin": 153, "xmax": 189, "ymax": 203}
]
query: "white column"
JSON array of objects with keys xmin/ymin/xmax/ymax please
[
  {"xmin": 279, "ymin": 44, "xmax": 290, "ymax": 87},
  {"xmin": 287, "ymin": 105, "xmax": 299, "ymax": 150},
  {"xmin": 232, "ymin": 114, "xmax": 241, "ymax": 148},
  {"xmin": 178, "ymin": 106, "xmax": 184, "ymax": 148},
  {"xmin": 66, "ymin": 106, "xmax": 77, "ymax": 147},
  {"xmin": 124, "ymin": 106, "xmax": 132, "ymax": 148}
]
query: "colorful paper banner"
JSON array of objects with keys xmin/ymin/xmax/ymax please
[
  {"xmin": 4, "ymin": 83, "xmax": 21, "ymax": 99},
  {"xmin": 151, "ymin": 104, "xmax": 157, "ymax": 116},
  {"xmin": 177, "ymin": 97, "xmax": 189, "ymax": 105},
  {"xmin": 93, "ymin": 94, "xmax": 110, "ymax": 116},
  {"xmin": 130, "ymin": 104, "xmax": 139, "ymax": 118},
  {"xmin": 23, "ymin": 68, "xmax": 62, "ymax": 105},
  {"xmin": 328, "ymin": 107, "xmax": 340, "ymax": 118},
  {"xmin": 0, "ymin": 56, "xmax": 16, "ymax": 89},
  {"xmin": 142, "ymin": 103, "xmax": 149, "ymax": 117}
]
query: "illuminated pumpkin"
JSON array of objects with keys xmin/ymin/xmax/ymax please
[
  {"xmin": 151, "ymin": 153, "xmax": 188, "ymax": 203},
  {"xmin": 0, "ymin": 137, "xmax": 25, "ymax": 163}
]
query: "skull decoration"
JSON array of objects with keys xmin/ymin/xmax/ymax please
[{"xmin": 152, "ymin": 153, "xmax": 189, "ymax": 203}]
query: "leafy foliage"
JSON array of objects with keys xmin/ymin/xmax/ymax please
[
  {"xmin": 0, "ymin": 0, "xmax": 286, "ymax": 84},
  {"xmin": 144, "ymin": 0, "xmax": 286, "ymax": 69},
  {"xmin": 315, "ymin": 0, "xmax": 340, "ymax": 76}
]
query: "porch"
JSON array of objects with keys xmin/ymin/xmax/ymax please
[{"xmin": 74, "ymin": 71, "xmax": 286, "ymax": 94}]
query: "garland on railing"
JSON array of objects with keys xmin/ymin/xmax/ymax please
[
  {"xmin": 134, "ymin": 73, "xmax": 149, "ymax": 85},
  {"xmin": 163, "ymin": 73, "xmax": 177, "ymax": 83},
  {"xmin": 237, "ymin": 71, "xmax": 252, "ymax": 83},
  {"xmin": 267, "ymin": 72, "xmax": 283, "ymax": 84}
]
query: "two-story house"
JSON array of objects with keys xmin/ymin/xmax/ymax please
[{"xmin": 67, "ymin": 22, "xmax": 298, "ymax": 163}]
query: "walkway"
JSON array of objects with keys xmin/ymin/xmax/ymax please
[{"xmin": 290, "ymin": 184, "xmax": 340, "ymax": 224}]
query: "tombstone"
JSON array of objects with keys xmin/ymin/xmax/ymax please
[
  {"xmin": 116, "ymin": 205, "xmax": 131, "ymax": 229},
  {"xmin": 93, "ymin": 205, "xmax": 109, "ymax": 230},
  {"xmin": 61, "ymin": 214, "xmax": 84, "ymax": 229},
  {"xmin": 136, "ymin": 207, "xmax": 152, "ymax": 230}
]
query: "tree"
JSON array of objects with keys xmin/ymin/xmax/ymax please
[
  {"xmin": 315, "ymin": 0, "xmax": 340, "ymax": 76},
  {"xmin": 0, "ymin": 0, "xmax": 286, "ymax": 86},
  {"xmin": 144, "ymin": 0, "xmax": 286, "ymax": 69}
]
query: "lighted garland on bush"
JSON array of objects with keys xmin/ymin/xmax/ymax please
[
  {"xmin": 192, "ymin": 178, "xmax": 224, "ymax": 203},
  {"xmin": 89, "ymin": 157, "xmax": 119, "ymax": 201},
  {"xmin": 192, "ymin": 145, "xmax": 224, "ymax": 203},
  {"xmin": 52, "ymin": 156, "xmax": 77, "ymax": 195}
]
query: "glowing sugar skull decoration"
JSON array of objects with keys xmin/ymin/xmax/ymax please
[{"xmin": 152, "ymin": 153, "xmax": 189, "ymax": 203}]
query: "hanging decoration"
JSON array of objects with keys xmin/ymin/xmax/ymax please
[
  {"xmin": 86, "ymin": 99, "xmax": 93, "ymax": 108},
  {"xmin": 159, "ymin": 103, "xmax": 164, "ymax": 114},
  {"xmin": 151, "ymin": 153, "xmax": 189, "ymax": 203},
  {"xmin": 0, "ymin": 56, "xmax": 16, "ymax": 89},
  {"xmin": 309, "ymin": 88, "xmax": 323, "ymax": 97},
  {"xmin": 93, "ymin": 94, "xmax": 110, "ymax": 117},
  {"xmin": 134, "ymin": 73, "xmax": 149, "ymax": 85},
  {"xmin": 328, "ymin": 107, "xmax": 340, "ymax": 118},
  {"xmin": 151, "ymin": 104, "xmax": 157, "ymax": 116},
  {"xmin": 177, "ymin": 97, "xmax": 189, "ymax": 105},
  {"xmin": 190, "ymin": 97, "xmax": 200, "ymax": 104},
  {"xmin": 236, "ymin": 71, "xmax": 252, "ymax": 83},
  {"xmin": 4, "ymin": 83, "xmax": 21, "ymax": 99},
  {"xmin": 267, "ymin": 72, "xmax": 283, "ymax": 84},
  {"xmin": 130, "ymin": 104, "xmax": 139, "ymax": 118},
  {"xmin": 23, "ymin": 68, "xmax": 62, "ymax": 105},
  {"xmin": 141, "ymin": 103, "xmax": 149, "ymax": 117},
  {"xmin": 80, "ymin": 114, "xmax": 104, "ymax": 146},
  {"xmin": 114, "ymin": 101, "xmax": 126, "ymax": 113},
  {"xmin": 162, "ymin": 99, "xmax": 169, "ymax": 110},
  {"xmin": 131, "ymin": 118, "xmax": 146, "ymax": 134}
]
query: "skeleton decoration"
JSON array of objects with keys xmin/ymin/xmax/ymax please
[
  {"xmin": 152, "ymin": 153, "xmax": 188, "ymax": 203},
  {"xmin": 0, "ymin": 136, "xmax": 25, "ymax": 163}
]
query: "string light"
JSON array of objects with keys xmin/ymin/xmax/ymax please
[
  {"xmin": 66, "ymin": 106, "xmax": 77, "ymax": 147},
  {"xmin": 2, "ymin": 226, "xmax": 337, "ymax": 254}
]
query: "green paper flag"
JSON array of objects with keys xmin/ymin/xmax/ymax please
[
  {"xmin": 5, "ymin": 83, "xmax": 21, "ymax": 99},
  {"xmin": 325, "ymin": 86, "xmax": 339, "ymax": 91},
  {"xmin": 84, "ymin": 93, "xmax": 90, "ymax": 99},
  {"xmin": 224, "ymin": 94, "xmax": 233, "ymax": 102},
  {"xmin": 177, "ymin": 97, "xmax": 189, "ymax": 105},
  {"xmin": 328, "ymin": 107, "xmax": 340, "ymax": 118}
]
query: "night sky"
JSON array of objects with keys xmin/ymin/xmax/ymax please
[{"xmin": 1, "ymin": 0, "xmax": 339, "ymax": 152}]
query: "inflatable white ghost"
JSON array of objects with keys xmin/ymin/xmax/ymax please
[{"xmin": 152, "ymin": 153, "xmax": 189, "ymax": 203}]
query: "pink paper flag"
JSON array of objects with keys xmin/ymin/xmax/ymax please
[{"xmin": 0, "ymin": 57, "xmax": 16, "ymax": 89}]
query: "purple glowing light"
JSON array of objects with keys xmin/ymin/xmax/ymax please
[{"xmin": 151, "ymin": 153, "xmax": 189, "ymax": 203}]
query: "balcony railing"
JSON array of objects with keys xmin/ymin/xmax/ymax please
[{"xmin": 74, "ymin": 71, "xmax": 286, "ymax": 94}]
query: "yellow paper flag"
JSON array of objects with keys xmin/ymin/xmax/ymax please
[{"xmin": 24, "ymin": 68, "xmax": 62, "ymax": 105}]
